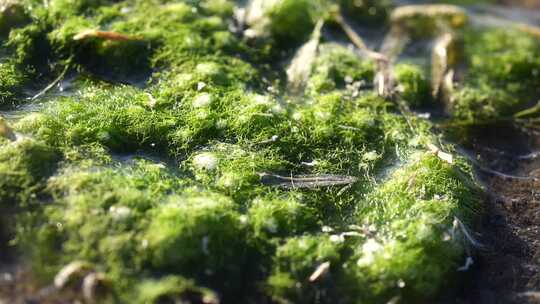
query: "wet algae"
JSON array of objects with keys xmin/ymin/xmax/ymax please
[{"xmin": 0, "ymin": 0, "xmax": 538, "ymax": 303}]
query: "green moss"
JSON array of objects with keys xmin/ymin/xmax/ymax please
[
  {"xmin": 0, "ymin": 1, "xmax": 500, "ymax": 303},
  {"xmin": 307, "ymin": 43, "xmax": 375, "ymax": 95},
  {"xmin": 464, "ymin": 28, "xmax": 540, "ymax": 97},
  {"xmin": 0, "ymin": 138, "xmax": 60, "ymax": 204},
  {"xmin": 451, "ymin": 85, "xmax": 521, "ymax": 121},
  {"xmin": 395, "ymin": 63, "xmax": 431, "ymax": 108},
  {"xmin": 248, "ymin": 193, "xmax": 319, "ymax": 239},
  {"xmin": 267, "ymin": 0, "xmax": 328, "ymax": 46},
  {"xmin": 343, "ymin": 153, "xmax": 480, "ymax": 301},
  {"xmin": 144, "ymin": 192, "xmax": 249, "ymax": 280},
  {"xmin": 22, "ymin": 159, "xmax": 190, "ymax": 288},
  {"xmin": 6, "ymin": 22, "xmax": 51, "ymax": 69},
  {"xmin": 446, "ymin": 28, "xmax": 540, "ymax": 121},
  {"xmin": 136, "ymin": 275, "xmax": 218, "ymax": 304},
  {"xmin": 18, "ymin": 85, "xmax": 177, "ymax": 152},
  {"xmin": 339, "ymin": 0, "xmax": 392, "ymax": 25},
  {"xmin": 268, "ymin": 235, "xmax": 344, "ymax": 303},
  {"xmin": 0, "ymin": 60, "xmax": 26, "ymax": 107},
  {"xmin": 0, "ymin": 0, "xmax": 30, "ymax": 36}
]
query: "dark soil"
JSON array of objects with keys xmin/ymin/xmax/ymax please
[{"xmin": 449, "ymin": 124, "xmax": 540, "ymax": 304}]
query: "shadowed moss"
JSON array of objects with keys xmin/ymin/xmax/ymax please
[
  {"xmin": 144, "ymin": 191, "xmax": 251, "ymax": 292},
  {"xmin": 267, "ymin": 235, "xmax": 344, "ymax": 304},
  {"xmin": 0, "ymin": 60, "xmax": 26, "ymax": 107},
  {"xmin": 0, "ymin": 0, "xmax": 30, "ymax": 37},
  {"xmin": 395, "ymin": 63, "xmax": 431, "ymax": 108},
  {"xmin": 339, "ymin": 0, "xmax": 393, "ymax": 26},
  {"xmin": 136, "ymin": 275, "xmax": 218, "ymax": 304},
  {"xmin": 0, "ymin": 138, "xmax": 60, "ymax": 204}
]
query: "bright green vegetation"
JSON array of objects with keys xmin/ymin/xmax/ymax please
[
  {"xmin": 449, "ymin": 28, "xmax": 540, "ymax": 121},
  {"xmin": 0, "ymin": 0, "xmax": 536, "ymax": 303}
]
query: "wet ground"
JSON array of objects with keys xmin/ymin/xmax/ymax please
[
  {"xmin": 455, "ymin": 3, "xmax": 540, "ymax": 302},
  {"xmin": 448, "ymin": 123, "xmax": 540, "ymax": 304}
]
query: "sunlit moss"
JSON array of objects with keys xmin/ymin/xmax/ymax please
[
  {"xmin": 448, "ymin": 28, "xmax": 540, "ymax": 121},
  {"xmin": 307, "ymin": 43, "xmax": 375, "ymax": 95},
  {"xmin": 245, "ymin": 0, "xmax": 329, "ymax": 48},
  {"xmin": 343, "ymin": 153, "xmax": 481, "ymax": 302},
  {"xmin": 248, "ymin": 193, "xmax": 319, "ymax": 238}
]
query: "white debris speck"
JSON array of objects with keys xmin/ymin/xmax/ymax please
[
  {"xmin": 271, "ymin": 104, "xmax": 285, "ymax": 114},
  {"xmin": 265, "ymin": 218, "xmax": 278, "ymax": 234},
  {"xmin": 330, "ymin": 234, "xmax": 344, "ymax": 243},
  {"xmin": 54, "ymin": 261, "xmax": 93, "ymax": 289},
  {"xmin": 357, "ymin": 239, "xmax": 382, "ymax": 266},
  {"xmin": 239, "ymin": 215, "xmax": 248, "ymax": 224},
  {"xmin": 193, "ymin": 93, "xmax": 213, "ymax": 108},
  {"xmin": 253, "ymin": 94, "xmax": 270, "ymax": 104},
  {"xmin": 363, "ymin": 239, "xmax": 382, "ymax": 252},
  {"xmin": 321, "ymin": 226, "xmax": 334, "ymax": 233},
  {"xmin": 120, "ymin": 7, "xmax": 132, "ymax": 14},
  {"xmin": 427, "ymin": 143, "xmax": 453, "ymax": 164},
  {"xmin": 196, "ymin": 62, "xmax": 219, "ymax": 76},
  {"xmin": 109, "ymin": 206, "xmax": 132, "ymax": 221},
  {"xmin": 153, "ymin": 163, "xmax": 166, "ymax": 169},
  {"xmin": 193, "ymin": 152, "xmax": 219, "ymax": 170},
  {"xmin": 1, "ymin": 272, "xmax": 13, "ymax": 282},
  {"xmin": 309, "ymin": 261, "xmax": 331, "ymax": 282},
  {"xmin": 457, "ymin": 256, "xmax": 474, "ymax": 271},
  {"xmin": 197, "ymin": 82, "xmax": 207, "ymax": 91},
  {"xmin": 348, "ymin": 224, "xmax": 363, "ymax": 231},
  {"xmin": 301, "ymin": 160, "xmax": 318, "ymax": 167},
  {"xmin": 202, "ymin": 236, "xmax": 210, "ymax": 255},
  {"xmin": 397, "ymin": 279, "xmax": 406, "ymax": 288},
  {"xmin": 363, "ymin": 151, "xmax": 379, "ymax": 162},
  {"xmin": 442, "ymin": 232, "xmax": 451, "ymax": 241},
  {"xmin": 145, "ymin": 93, "xmax": 157, "ymax": 108}
]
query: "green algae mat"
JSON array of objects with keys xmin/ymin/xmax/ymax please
[{"xmin": 0, "ymin": 0, "xmax": 539, "ymax": 303}]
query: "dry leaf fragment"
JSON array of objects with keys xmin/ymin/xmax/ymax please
[
  {"xmin": 428, "ymin": 143, "xmax": 454, "ymax": 164},
  {"xmin": 286, "ymin": 19, "xmax": 323, "ymax": 93},
  {"xmin": 260, "ymin": 173, "xmax": 358, "ymax": 189},
  {"xmin": 73, "ymin": 29, "xmax": 143, "ymax": 41},
  {"xmin": 309, "ymin": 261, "xmax": 330, "ymax": 282}
]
